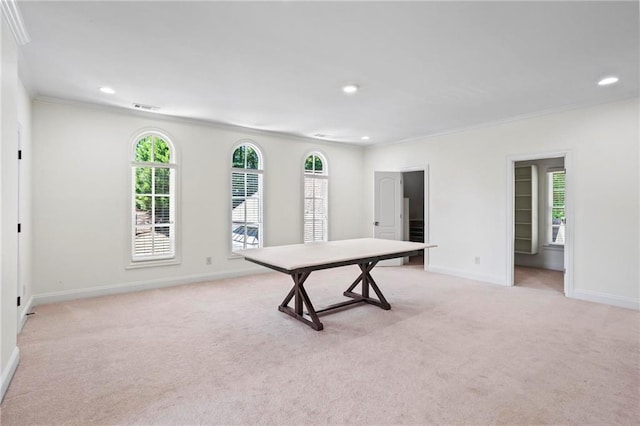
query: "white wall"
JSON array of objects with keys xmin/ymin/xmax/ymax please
[
  {"xmin": 363, "ymin": 99, "xmax": 639, "ymax": 309},
  {"xmin": 1, "ymin": 16, "xmax": 20, "ymax": 401},
  {"xmin": 31, "ymin": 100, "xmax": 365, "ymax": 302}
]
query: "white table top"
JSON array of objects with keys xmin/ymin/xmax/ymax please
[{"xmin": 238, "ymin": 238, "xmax": 437, "ymax": 272}]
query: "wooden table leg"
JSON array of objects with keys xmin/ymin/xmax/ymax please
[
  {"xmin": 278, "ymin": 271, "xmax": 323, "ymax": 331},
  {"xmin": 278, "ymin": 262, "xmax": 391, "ymax": 330},
  {"xmin": 343, "ymin": 261, "xmax": 391, "ymax": 310}
]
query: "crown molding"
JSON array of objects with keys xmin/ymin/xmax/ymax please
[{"xmin": 1, "ymin": 0, "xmax": 30, "ymax": 45}]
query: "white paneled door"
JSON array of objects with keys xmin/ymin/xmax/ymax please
[{"xmin": 374, "ymin": 171, "xmax": 403, "ymax": 266}]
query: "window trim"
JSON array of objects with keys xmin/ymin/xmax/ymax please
[
  {"xmin": 302, "ymin": 151, "xmax": 329, "ymax": 243},
  {"xmin": 127, "ymin": 129, "xmax": 180, "ymax": 268},
  {"xmin": 230, "ymin": 140, "xmax": 264, "ymax": 256}
]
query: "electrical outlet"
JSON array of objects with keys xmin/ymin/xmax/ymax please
[
  {"xmin": 206, "ymin": 257, "xmax": 212, "ymax": 265},
  {"xmin": 474, "ymin": 256, "xmax": 480, "ymax": 265}
]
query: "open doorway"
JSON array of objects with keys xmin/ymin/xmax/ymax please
[
  {"xmin": 373, "ymin": 166, "xmax": 429, "ymax": 269},
  {"xmin": 402, "ymin": 170, "xmax": 425, "ymax": 267},
  {"xmin": 510, "ymin": 154, "xmax": 569, "ymax": 295}
]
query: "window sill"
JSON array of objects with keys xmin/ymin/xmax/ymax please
[
  {"xmin": 126, "ymin": 257, "xmax": 180, "ymax": 269},
  {"xmin": 543, "ymin": 244, "xmax": 564, "ymax": 251}
]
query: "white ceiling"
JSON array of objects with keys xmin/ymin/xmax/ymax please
[{"xmin": 15, "ymin": 1, "xmax": 639, "ymax": 145}]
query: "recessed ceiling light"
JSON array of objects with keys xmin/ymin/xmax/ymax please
[
  {"xmin": 342, "ymin": 84, "xmax": 359, "ymax": 94},
  {"xmin": 99, "ymin": 86, "xmax": 115, "ymax": 94},
  {"xmin": 361, "ymin": 136, "xmax": 370, "ymax": 141},
  {"xmin": 598, "ymin": 76, "xmax": 619, "ymax": 86}
]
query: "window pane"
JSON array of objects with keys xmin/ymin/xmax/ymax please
[
  {"xmin": 232, "ymin": 172, "xmax": 246, "ymax": 197},
  {"xmin": 304, "ymin": 199, "xmax": 314, "ymax": 217},
  {"xmin": 548, "ymin": 170, "xmax": 565, "ymax": 245},
  {"xmin": 313, "ymin": 198, "xmax": 325, "ymax": 216},
  {"xmin": 232, "ymin": 146, "xmax": 245, "ymax": 168},
  {"xmin": 313, "ymin": 177, "xmax": 327, "ymax": 195},
  {"xmin": 245, "ymin": 197, "xmax": 260, "ymax": 223},
  {"xmin": 304, "ymin": 221, "xmax": 313, "ymax": 242},
  {"xmin": 153, "ymin": 226, "xmax": 173, "ymax": 254},
  {"xmin": 314, "ymin": 156, "xmax": 323, "ymax": 173},
  {"xmin": 305, "ymin": 155, "xmax": 314, "ymax": 171},
  {"xmin": 155, "ymin": 196, "xmax": 171, "ymax": 224},
  {"xmin": 232, "ymin": 224, "xmax": 246, "ymax": 245},
  {"xmin": 312, "ymin": 220, "xmax": 325, "ymax": 240},
  {"xmin": 135, "ymin": 137, "xmax": 152, "ymax": 162},
  {"xmin": 552, "ymin": 224, "xmax": 565, "ymax": 244},
  {"xmin": 552, "ymin": 207, "xmax": 564, "ymax": 217},
  {"xmin": 134, "ymin": 227, "xmax": 154, "ymax": 256},
  {"xmin": 135, "ymin": 196, "xmax": 152, "ymax": 220},
  {"xmin": 304, "ymin": 177, "xmax": 314, "ymax": 198},
  {"xmin": 232, "ymin": 196, "xmax": 245, "ymax": 211},
  {"xmin": 231, "ymin": 223, "xmax": 259, "ymax": 250},
  {"xmin": 245, "ymin": 225, "xmax": 260, "ymax": 249},
  {"xmin": 153, "ymin": 138, "xmax": 171, "ymax": 163},
  {"xmin": 245, "ymin": 146, "xmax": 259, "ymax": 169},
  {"xmin": 135, "ymin": 167, "xmax": 152, "ymax": 195},
  {"xmin": 246, "ymin": 173, "xmax": 259, "ymax": 197},
  {"xmin": 155, "ymin": 168, "xmax": 171, "ymax": 194}
]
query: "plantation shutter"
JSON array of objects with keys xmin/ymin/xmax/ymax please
[
  {"xmin": 132, "ymin": 135, "xmax": 176, "ymax": 261},
  {"xmin": 303, "ymin": 153, "xmax": 328, "ymax": 243},
  {"xmin": 232, "ymin": 170, "xmax": 262, "ymax": 250},
  {"xmin": 231, "ymin": 143, "xmax": 263, "ymax": 251}
]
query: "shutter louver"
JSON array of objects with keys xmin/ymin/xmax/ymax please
[{"xmin": 303, "ymin": 170, "xmax": 328, "ymax": 243}]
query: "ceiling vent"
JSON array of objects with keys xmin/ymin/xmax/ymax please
[{"xmin": 132, "ymin": 103, "xmax": 160, "ymax": 112}]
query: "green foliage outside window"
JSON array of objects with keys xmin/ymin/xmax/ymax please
[
  {"xmin": 232, "ymin": 144, "xmax": 259, "ymax": 169},
  {"xmin": 305, "ymin": 154, "xmax": 323, "ymax": 173},
  {"xmin": 551, "ymin": 171, "xmax": 565, "ymax": 220},
  {"xmin": 232, "ymin": 144, "xmax": 260, "ymax": 200},
  {"xmin": 135, "ymin": 136, "xmax": 171, "ymax": 217}
]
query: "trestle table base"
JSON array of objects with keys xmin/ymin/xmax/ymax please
[{"xmin": 278, "ymin": 260, "xmax": 391, "ymax": 331}]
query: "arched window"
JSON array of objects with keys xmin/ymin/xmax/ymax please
[
  {"xmin": 304, "ymin": 152, "xmax": 328, "ymax": 243},
  {"xmin": 131, "ymin": 133, "xmax": 176, "ymax": 261},
  {"xmin": 231, "ymin": 142, "xmax": 263, "ymax": 251}
]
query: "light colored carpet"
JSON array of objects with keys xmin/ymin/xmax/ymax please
[
  {"xmin": 515, "ymin": 266, "xmax": 564, "ymax": 294},
  {"xmin": 1, "ymin": 265, "xmax": 638, "ymax": 425}
]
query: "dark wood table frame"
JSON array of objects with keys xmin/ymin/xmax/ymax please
[{"xmin": 244, "ymin": 248, "xmax": 424, "ymax": 331}]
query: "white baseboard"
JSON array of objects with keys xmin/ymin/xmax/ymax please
[
  {"xmin": 18, "ymin": 296, "xmax": 34, "ymax": 333},
  {"xmin": 570, "ymin": 289, "xmax": 639, "ymax": 311},
  {"xmin": 428, "ymin": 265, "xmax": 639, "ymax": 310},
  {"xmin": 426, "ymin": 265, "xmax": 505, "ymax": 286},
  {"xmin": 1, "ymin": 346, "xmax": 19, "ymax": 403},
  {"xmin": 33, "ymin": 267, "xmax": 269, "ymax": 306}
]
